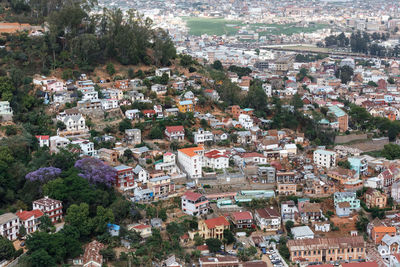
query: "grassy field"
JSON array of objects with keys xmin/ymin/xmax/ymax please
[
  {"xmin": 183, "ymin": 17, "xmax": 329, "ymax": 37},
  {"xmin": 253, "ymin": 23, "xmax": 328, "ymax": 36},
  {"xmin": 182, "ymin": 17, "xmax": 242, "ymax": 36}
]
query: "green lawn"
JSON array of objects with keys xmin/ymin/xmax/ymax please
[
  {"xmin": 182, "ymin": 17, "xmax": 328, "ymax": 37},
  {"xmin": 182, "ymin": 17, "xmax": 242, "ymax": 36}
]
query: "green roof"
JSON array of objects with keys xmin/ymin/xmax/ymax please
[{"xmin": 328, "ymin": 105, "xmax": 346, "ymax": 118}]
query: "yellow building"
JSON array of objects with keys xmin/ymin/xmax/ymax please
[
  {"xmin": 198, "ymin": 216, "xmax": 230, "ymax": 240},
  {"xmin": 177, "ymin": 100, "xmax": 194, "ymax": 113}
]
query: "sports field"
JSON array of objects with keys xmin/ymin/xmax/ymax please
[
  {"xmin": 182, "ymin": 17, "xmax": 242, "ymax": 36},
  {"xmin": 183, "ymin": 17, "xmax": 328, "ymax": 37}
]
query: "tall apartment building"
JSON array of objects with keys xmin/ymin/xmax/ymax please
[
  {"xmin": 288, "ymin": 236, "xmax": 366, "ymax": 263},
  {"xmin": 177, "ymin": 145, "xmax": 204, "ymax": 178},
  {"xmin": 33, "ymin": 196, "xmax": 63, "ymax": 223},
  {"xmin": 181, "ymin": 191, "xmax": 209, "ymax": 216},
  {"xmin": 0, "ymin": 213, "xmax": 19, "ymax": 240},
  {"xmin": 313, "ymin": 149, "xmax": 337, "ymax": 169},
  {"xmin": 114, "ymin": 165, "xmax": 135, "ymax": 191}
]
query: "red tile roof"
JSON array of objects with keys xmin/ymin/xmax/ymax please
[
  {"xmin": 204, "ymin": 216, "xmax": 230, "ymax": 229},
  {"xmin": 16, "ymin": 209, "xmax": 44, "ymax": 221},
  {"xmin": 132, "ymin": 224, "xmax": 150, "ymax": 230},
  {"xmin": 35, "ymin": 135, "xmax": 49, "ymax": 140},
  {"xmin": 231, "ymin": 211, "xmax": 253, "ymax": 221},
  {"xmin": 165, "ymin": 125, "xmax": 184, "ymax": 133},
  {"xmin": 205, "ymin": 150, "xmax": 228, "ymax": 159},
  {"xmin": 183, "ymin": 191, "xmax": 203, "ymax": 202},
  {"xmin": 242, "ymin": 152, "xmax": 265, "ymax": 158},
  {"xmin": 341, "ymin": 262, "xmax": 378, "ymax": 267},
  {"xmin": 83, "ymin": 240, "xmax": 105, "ymax": 266}
]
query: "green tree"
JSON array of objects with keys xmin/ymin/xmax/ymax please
[
  {"xmin": 285, "ymin": 220, "xmax": 294, "ymax": 232},
  {"xmin": 65, "ymin": 203, "xmax": 92, "ymax": 238},
  {"xmin": 106, "ymin": 63, "xmax": 116, "ymax": 76},
  {"xmin": 338, "ymin": 160, "xmax": 351, "ymax": 169},
  {"xmin": 335, "ymin": 65, "xmax": 354, "ymax": 84},
  {"xmin": 223, "ymin": 229, "xmax": 235, "ymax": 245},
  {"xmin": 212, "ymin": 60, "xmax": 223, "ymax": 70},
  {"xmin": 206, "ymin": 238, "xmax": 222, "ymax": 253},
  {"xmin": 290, "ymin": 93, "xmax": 304, "ymax": 109},
  {"xmin": 0, "ymin": 236, "xmax": 16, "ymax": 260},
  {"xmin": 193, "ymin": 233, "xmax": 204, "ymax": 246},
  {"xmin": 19, "ymin": 225, "xmax": 27, "ymax": 238},
  {"xmin": 29, "ymin": 249, "xmax": 56, "ymax": 267},
  {"xmin": 119, "ymin": 118, "xmax": 132, "ymax": 132},
  {"xmin": 148, "ymin": 126, "xmax": 163, "ymax": 139},
  {"xmin": 39, "ymin": 215, "xmax": 54, "ymax": 233}
]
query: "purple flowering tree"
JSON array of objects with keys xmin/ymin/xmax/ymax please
[
  {"xmin": 25, "ymin": 167, "xmax": 62, "ymax": 183},
  {"xmin": 74, "ymin": 158, "xmax": 116, "ymax": 187}
]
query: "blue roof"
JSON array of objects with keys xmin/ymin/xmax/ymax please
[
  {"xmin": 107, "ymin": 223, "xmax": 120, "ymax": 231},
  {"xmin": 328, "ymin": 105, "xmax": 346, "ymax": 117},
  {"xmin": 114, "ymin": 165, "xmax": 132, "ymax": 171},
  {"xmin": 179, "ymin": 100, "xmax": 193, "ymax": 105}
]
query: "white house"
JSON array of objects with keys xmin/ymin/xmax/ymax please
[
  {"xmin": 151, "ymin": 84, "xmax": 167, "ymax": 94},
  {"xmin": 155, "ymin": 68, "xmax": 171, "ymax": 77},
  {"xmin": 101, "ymin": 99, "xmax": 118, "ymax": 110},
  {"xmin": 133, "ymin": 165, "xmax": 149, "ymax": 184},
  {"xmin": 0, "ymin": 213, "xmax": 19, "ymax": 240},
  {"xmin": 181, "ymin": 191, "xmax": 209, "ymax": 216},
  {"xmin": 254, "ymin": 207, "xmax": 281, "ymax": 232},
  {"xmin": 71, "ymin": 140, "xmax": 97, "ymax": 157},
  {"xmin": 177, "ymin": 146, "xmax": 204, "ymax": 179},
  {"xmin": 262, "ymin": 83, "xmax": 272, "ymax": 97},
  {"xmin": 204, "ymin": 149, "xmax": 229, "ymax": 169},
  {"xmin": 125, "ymin": 109, "xmax": 140, "ymax": 120},
  {"xmin": 193, "ymin": 128, "xmax": 214, "ymax": 144},
  {"xmin": 291, "ymin": 226, "xmax": 315, "ymax": 240},
  {"xmin": 36, "ymin": 135, "xmax": 50, "ymax": 147},
  {"xmin": 238, "ymin": 114, "xmax": 253, "ymax": 129},
  {"xmin": 0, "ymin": 101, "xmax": 13, "ymax": 121},
  {"xmin": 82, "ymin": 90, "xmax": 98, "ymax": 101},
  {"xmin": 16, "ymin": 209, "xmax": 44, "ymax": 235},
  {"xmin": 155, "ymin": 152, "xmax": 178, "ymax": 174},
  {"xmin": 313, "ymin": 149, "xmax": 337, "ymax": 168},
  {"xmin": 165, "ymin": 126, "xmax": 185, "ymax": 141},
  {"xmin": 50, "ymin": 135, "xmax": 71, "ymax": 153}
]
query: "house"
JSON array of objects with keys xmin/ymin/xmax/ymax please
[
  {"xmin": 281, "ymin": 200, "xmax": 298, "ymax": 223},
  {"xmin": 313, "ymin": 149, "xmax": 337, "ymax": 168},
  {"xmin": 142, "ymin": 109, "xmax": 156, "ymax": 118},
  {"xmin": 129, "ymin": 224, "xmax": 152, "ymax": 238},
  {"xmin": 49, "ymin": 135, "xmax": 70, "ymax": 153},
  {"xmin": 151, "ymin": 84, "xmax": 167, "ymax": 94},
  {"xmin": 334, "ymin": 192, "xmax": 360, "ymax": 210},
  {"xmin": 57, "ymin": 111, "xmax": 86, "ymax": 133},
  {"xmin": 98, "ymin": 148, "xmax": 119, "ymax": 165},
  {"xmin": 125, "ymin": 129, "xmax": 141, "ymax": 145},
  {"xmin": 254, "ymin": 207, "xmax": 281, "ymax": 232},
  {"xmin": 177, "ymin": 100, "xmax": 194, "ymax": 113},
  {"xmin": 204, "ymin": 89, "xmax": 220, "ymax": 101},
  {"xmin": 114, "ymin": 165, "xmax": 135, "ymax": 191},
  {"xmin": 177, "ymin": 146, "xmax": 204, "ymax": 179},
  {"xmin": 0, "ymin": 213, "xmax": 19, "ymax": 240},
  {"xmin": 36, "ymin": 135, "xmax": 50, "ymax": 147},
  {"xmin": 328, "ymin": 105, "xmax": 349, "ymax": 132},
  {"xmin": 125, "ymin": 109, "xmax": 140, "ymax": 120},
  {"xmin": 198, "ymin": 216, "xmax": 230, "ymax": 240},
  {"xmin": 287, "ymin": 236, "xmax": 366, "ymax": 263},
  {"xmin": 335, "ymin": 201, "xmax": 352, "ymax": 217},
  {"xmin": 199, "ymin": 256, "xmax": 240, "ymax": 267},
  {"xmin": 230, "ymin": 211, "xmax": 253, "ymax": 229},
  {"xmin": 181, "ymin": 191, "xmax": 209, "ymax": 216},
  {"xmin": 314, "ymin": 222, "xmax": 331, "ymax": 232},
  {"xmin": 133, "ymin": 165, "xmax": 149, "ymax": 185},
  {"xmin": 155, "ymin": 152, "xmax": 178, "ymax": 174},
  {"xmin": 16, "ymin": 209, "xmax": 44, "ymax": 235},
  {"xmin": 298, "ymin": 201, "xmax": 323, "ymax": 223},
  {"xmin": 238, "ymin": 114, "xmax": 253, "ymax": 129},
  {"xmin": 107, "ymin": 223, "xmax": 120, "ymax": 237},
  {"xmin": 154, "ymin": 105, "xmax": 163, "ymax": 119},
  {"xmin": 365, "ymin": 188, "xmax": 387, "ymax": 209},
  {"xmin": 147, "ymin": 175, "xmax": 175, "ymax": 197},
  {"xmin": 348, "ymin": 157, "xmax": 368, "ymax": 176},
  {"xmin": 371, "ymin": 226, "xmax": 396, "ymax": 244},
  {"xmin": 277, "ymin": 183, "xmax": 297, "ymax": 195},
  {"xmin": 204, "ymin": 149, "xmax": 229, "ymax": 170},
  {"xmin": 165, "ymin": 126, "xmax": 185, "ymax": 141},
  {"xmin": 193, "ymin": 128, "xmax": 214, "ymax": 144},
  {"xmin": 242, "ymin": 152, "xmax": 267, "ymax": 165},
  {"xmin": 291, "ymin": 226, "xmax": 315, "ymax": 240},
  {"xmin": 0, "ymin": 101, "xmax": 13, "ymax": 121},
  {"xmin": 32, "ymin": 196, "xmax": 63, "ymax": 223},
  {"xmin": 71, "ymin": 140, "xmax": 96, "ymax": 157},
  {"xmin": 155, "ymin": 67, "xmax": 171, "ymax": 77},
  {"xmin": 83, "ymin": 240, "xmax": 105, "ymax": 267}
]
